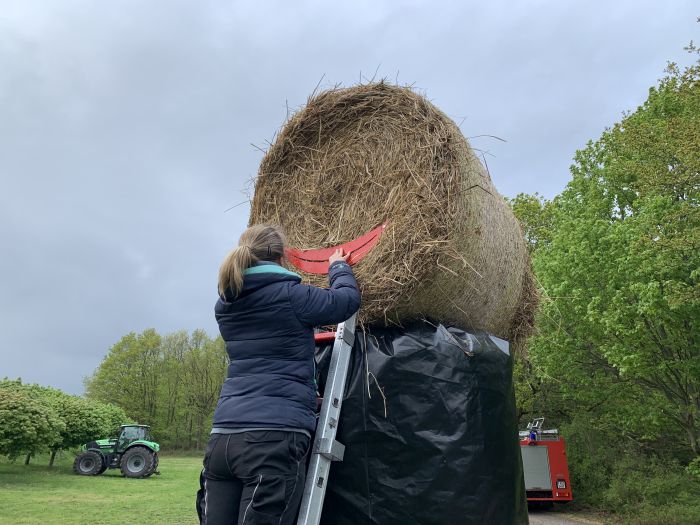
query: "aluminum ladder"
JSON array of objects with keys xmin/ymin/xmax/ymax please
[{"xmin": 296, "ymin": 312, "xmax": 357, "ymax": 525}]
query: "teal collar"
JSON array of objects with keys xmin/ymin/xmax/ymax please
[{"xmin": 243, "ymin": 264, "xmax": 301, "ymax": 280}]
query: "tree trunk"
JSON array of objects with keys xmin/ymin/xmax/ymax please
[
  {"xmin": 49, "ymin": 450, "xmax": 57, "ymax": 467},
  {"xmin": 188, "ymin": 417, "xmax": 193, "ymax": 449},
  {"xmin": 687, "ymin": 413, "xmax": 699, "ymax": 456},
  {"xmin": 195, "ymin": 413, "xmax": 203, "ymax": 451},
  {"xmin": 24, "ymin": 453, "xmax": 31, "ymax": 465}
]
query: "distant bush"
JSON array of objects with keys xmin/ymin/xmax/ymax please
[
  {"xmin": 0, "ymin": 383, "xmax": 63, "ymax": 460},
  {"xmin": 557, "ymin": 415, "xmax": 700, "ymax": 524},
  {"xmin": 602, "ymin": 456, "xmax": 700, "ymax": 523},
  {"xmin": 686, "ymin": 457, "xmax": 700, "ymax": 479},
  {"xmin": 0, "ymin": 379, "xmax": 127, "ymax": 465}
]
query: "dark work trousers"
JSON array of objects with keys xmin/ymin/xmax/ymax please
[{"xmin": 196, "ymin": 430, "xmax": 311, "ymax": 525}]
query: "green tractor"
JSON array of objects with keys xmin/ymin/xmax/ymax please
[{"xmin": 73, "ymin": 424, "xmax": 160, "ymax": 478}]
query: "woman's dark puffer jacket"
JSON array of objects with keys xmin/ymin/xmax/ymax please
[{"xmin": 213, "ymin": 260, "xmax": 360, "ymax": 432}]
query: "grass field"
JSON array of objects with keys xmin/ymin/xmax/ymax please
[{"xmin": 0, "ymin": 452, "xmax": 203, "ymax": 525}]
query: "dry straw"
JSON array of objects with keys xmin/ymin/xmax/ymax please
[{"xmin": 250, "ymin": 82, "xmax": 537, "ymax": 344}]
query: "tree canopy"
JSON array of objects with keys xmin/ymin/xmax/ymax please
[
  {"xmin": 510, "ymin": 42, "xmax": 700, "ymax": 520},
  {"xmin": 529, "ymin": 48, "xmax": 699, "ymax": 454},
  {"xmin": 0, "ymin": 379, "xmax": 127, "ymax": 464},
  {"xmin": 85, "ymin": 329, "xmax": 227, "ymax": 449},
  {"xmin": 0, "ymin": 381, "xmax": 63, "ymax": 460}
]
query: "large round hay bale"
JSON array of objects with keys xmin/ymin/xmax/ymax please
[{"xmin": 250, "ymin": 82, "xmax": 536, "ymax": 342}]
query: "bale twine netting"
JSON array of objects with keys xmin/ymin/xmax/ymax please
[{"xmin": 250, "ymin": 82, "xmax": 537, "ymax": 343}]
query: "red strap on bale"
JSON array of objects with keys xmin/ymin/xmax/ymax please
[{"xmin": 285, "ymin": 222, "xmax": 387, "ymax": 275}]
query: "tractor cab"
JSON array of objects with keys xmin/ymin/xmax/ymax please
[{"xmin": 115, "ymin": 425, "xmax": 153, "ymax": 452}]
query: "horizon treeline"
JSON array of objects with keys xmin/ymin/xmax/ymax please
[{"xmin": 84, "ymin": 329, "xmax": 227, "ymax": 450}]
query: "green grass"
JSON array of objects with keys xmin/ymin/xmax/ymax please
[{"xmin": 0, "ymin": 453, "xmax": 203, "ymax": 525}]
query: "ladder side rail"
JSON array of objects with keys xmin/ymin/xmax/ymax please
[{"xmin": 296, "ymin": 313, "xmax": 357, "ymax": 525}]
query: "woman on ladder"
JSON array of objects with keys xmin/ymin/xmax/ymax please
[{"xmin": 197, "ymin": 224, "xmax": 360, "ymax": 525}]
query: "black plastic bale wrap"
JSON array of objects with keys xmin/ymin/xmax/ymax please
[{"xmin": 314, "ymin": 322, "xmax": 528, "ymax": 525}]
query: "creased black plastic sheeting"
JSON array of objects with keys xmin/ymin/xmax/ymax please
[{"xmin": 314, "ymin": 322, "xmax": 528, "ymax": 525}]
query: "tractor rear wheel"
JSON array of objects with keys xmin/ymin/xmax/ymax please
[
  {"xmin": 73, "ymin": 451, "xmax": 104, "ymax": 476},
  {"xmin": 120, "ymin": 446, "xmax": 157, "ymax": 478}
]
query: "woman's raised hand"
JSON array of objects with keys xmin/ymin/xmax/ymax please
[{"xmin": 329, "ymin": 248, "xmax": 350, "ymax": 266}]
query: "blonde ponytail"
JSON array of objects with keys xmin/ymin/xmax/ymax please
[
  {"xmin": 218, "ymin": 224, "xmax": 286, "ymax": 298},
  {"xmin": 218, "ymin": 245, "xmax": 256, "ymax": 297}
]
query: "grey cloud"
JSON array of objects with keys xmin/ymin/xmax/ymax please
[{"xmin": 0, "ymin": 0, "xmax": 697, "ymax": 393}]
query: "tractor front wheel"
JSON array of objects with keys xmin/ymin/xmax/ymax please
[
  {"xmin": 120, "ymin": 446, "xmax": 157, "ymax": 478},
  {"xmin": 73, "ymin": 451, "xmax": 104, "ymax": 476}
]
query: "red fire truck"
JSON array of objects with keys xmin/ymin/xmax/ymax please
[{"xmin": 519, "ymin": 418, "xmax": 573, "ymax": 504}]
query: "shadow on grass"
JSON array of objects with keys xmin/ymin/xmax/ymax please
[{"xmin": 0, "ymin": 460, "xmax": 162, "ymax": 488}]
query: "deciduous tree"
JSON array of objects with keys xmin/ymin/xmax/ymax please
[
  {"xmin": 0, "ymin": 381, "xmax": 62, "ymax": 461},
  {"xmin": 528, "ymin": 47, "xmax": 700, "ymax": 455}
]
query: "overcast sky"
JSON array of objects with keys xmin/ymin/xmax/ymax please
[{"xmin": 1, "ymin": 1, "xmax": 697, "ymax": 394}]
